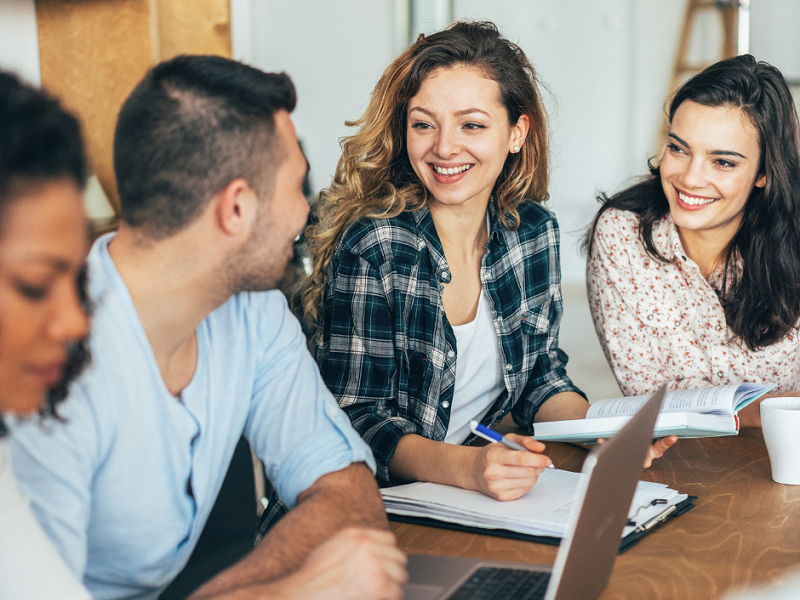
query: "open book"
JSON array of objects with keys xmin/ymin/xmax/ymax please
[
  {"xmin": 382, "ymin": 468, "xmax": 688, "ymax": 547},
  {"xmin": 533, "ymin": 383, "xmax": 774, "ymax": 444}
]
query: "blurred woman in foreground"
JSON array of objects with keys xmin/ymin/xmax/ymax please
[{"xmin": 0, "ymin": 70, "xmax": 92, "ymax": 599}]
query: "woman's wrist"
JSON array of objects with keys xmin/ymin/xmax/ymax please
[
  {"xmin": 453, "ymin": 445, "xmax": 486, "ymax": 492},
  {"xmin": 389, "ymin": 434, "xmax": 482, "ymax": 489}
]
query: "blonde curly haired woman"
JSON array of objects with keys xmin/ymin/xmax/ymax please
[{"xmin": 305, "ymin": 21, "xmax": 674, "ymax": 501}]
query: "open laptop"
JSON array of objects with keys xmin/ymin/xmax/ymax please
[{"xmin": 404, "ymin": 384, "xmax": 668, "ymax": 600}]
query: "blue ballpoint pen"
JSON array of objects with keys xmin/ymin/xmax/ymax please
[{"xmin": 469, "ymin": 420, "xmax": 555, "ymax": 468}]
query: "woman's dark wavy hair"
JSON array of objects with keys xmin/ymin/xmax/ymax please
[
  {"xmin": 586, "ymin": 55, "xmax": 800, "ymax": 351},
  {"xmin": 0, "ymin": 70, "xmax": 91, "ymax": 437}
]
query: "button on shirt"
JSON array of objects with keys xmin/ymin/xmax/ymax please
[
  {"xmin": 9, "ymin": 234, "xmax": 375, "ymax": 600},
  {"xmin": 316, "ymin": 201, "xmax": 583, "ymax": 485},
  {"xmin": 587, "ymin": 208, "xmax": 800, "ymax": 396}
]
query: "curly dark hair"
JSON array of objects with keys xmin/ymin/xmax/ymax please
[
  {"xmin": 586, "ymin": 55, "xmax": 800, "ymax": 351},
  {"xmin": 38, "ymin": 266, "xmax": 93, "ymax": 424},
  {"xmin": 0, "ymin": 70, "xmax": 91, "ymax": 437}
]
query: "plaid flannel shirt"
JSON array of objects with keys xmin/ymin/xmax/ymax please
[{"xmin": 315, "ymin": 200, "xmax": 584, "ymax": 486}]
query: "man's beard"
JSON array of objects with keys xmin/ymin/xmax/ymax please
[
  {"xmin": 231, "ymin": 259, "xmax": 287, "ymax": 293},
  {"xmin": 224, "ymin": 208, "xmax": 293, "ymax": 294}
]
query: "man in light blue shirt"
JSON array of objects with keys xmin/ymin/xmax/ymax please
[{"xmin": 8, "ymin": 56, "xmax": 406, "ymax": 600}]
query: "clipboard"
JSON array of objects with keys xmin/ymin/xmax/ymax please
[{"xmin": 389, "ymin": 495, "xmax": 696, "ymax": 554}]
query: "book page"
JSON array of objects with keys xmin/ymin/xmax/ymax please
[
  {"xmin": 733, "ymin": 382, "xmax": 774, "ymax": 411},
  {"xmin": 587, "ymin": 385, "xmax": 743, "ymax": 419}
]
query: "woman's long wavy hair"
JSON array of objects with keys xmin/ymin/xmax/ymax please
[
  {"xmin": 303, "ymin": 20, "xmax": 550, "ymax": 325},
  {"xmin": 586, "ymin": 54, "xmax": 800, "ymax": 350}
]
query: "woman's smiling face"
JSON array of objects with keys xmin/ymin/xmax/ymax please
[
  {"xmin": 660, "ymin": 100, "xmax": 766, "ymax": 241},
  {"xmin": 406, "ymin": 65, "xmax": 528, "ymax": 211}
]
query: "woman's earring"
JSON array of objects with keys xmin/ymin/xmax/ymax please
[{"xmin": 512, "ymin": 146, "xmax": 520, "ymax": 153}]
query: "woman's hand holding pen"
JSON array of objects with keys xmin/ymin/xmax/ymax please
[
  {"xmin": 470, "ymin": 434, "xmax": 553, "ymax": 501},
  {"xmin": 388, "ymin": 428, "xmax": 552, "ymax": 501}
]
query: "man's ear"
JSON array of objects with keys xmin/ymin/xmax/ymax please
[{"xmin": 215, "ymin": 179, "xmax": 257, "ymax": 237}]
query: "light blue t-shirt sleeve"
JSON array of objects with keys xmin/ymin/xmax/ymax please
[
  {"xmin": 242, "ymin": 293, "xmax": 376, "ymax": 508},
  {"xmin": 7, "ymin": 382, "xmax": 103, "ymax": 579}
]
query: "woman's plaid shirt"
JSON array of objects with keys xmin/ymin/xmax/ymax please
[{"xmin": 315, "ymin": 200, "xmax": 584, "ymax": 485}]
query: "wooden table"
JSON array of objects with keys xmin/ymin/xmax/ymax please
[{"xmin": 390, "ymin": 429, "xmax": 800, "ymax": 599}]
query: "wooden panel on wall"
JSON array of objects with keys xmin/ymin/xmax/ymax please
[
  {"xmin": 36, "ymin": 0, "xmax": 156, "ymax": 215},
  {"xmin": 35, "ymin": 0, "xmax": 232, "ymax": 221},
  {"xmin": 156, "ymin": 0, "xmax": 232, "ymax": 61}
]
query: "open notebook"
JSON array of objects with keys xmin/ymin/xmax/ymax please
[{"xmin": 383, "ymin": 468, "xmax": 690, "ymax": 549}]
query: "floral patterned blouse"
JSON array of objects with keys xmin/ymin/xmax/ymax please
[{"xmin": 587, "ymin": 208, "xmax": 800, "ymax": 396}]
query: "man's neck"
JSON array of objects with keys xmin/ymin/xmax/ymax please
[{"xmin": 108, "ymin": 225, "xmax": 231, "ymax": 396}]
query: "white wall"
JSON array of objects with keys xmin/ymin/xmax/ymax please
[
  {"xmin": 751, "ymin": 0, "xmax": 800, "ymax": 81},
  {"xmin": 232, "ymin": 0, "xmax": 397, "ymax": 195},
  {"xmin": 0, "ymin": 0, "xmax": 40, "ymax": 84}
]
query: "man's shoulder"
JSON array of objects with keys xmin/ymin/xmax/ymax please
[
  {"xmin": 207, "ymin": 291, "xmax": 306, "ymax": 368},
  {"xmin": 81, "ymin": 240, "xmax": 148, "ymax": 396},
  {"xmin": 208, "ymin": 289, "xmax": 290, "ymax": 335},
  {"xmin": 85, "ymin": 233, "xmax": 118, "ymax": 303}
]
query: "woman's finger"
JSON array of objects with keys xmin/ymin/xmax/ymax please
[
  {"xmin": 486, "ymin": 445, "xmax": 552, "ymax": 469},
  {"xmin": 504, "ymin": 433, "xmax": 546, "ymax": 453}
]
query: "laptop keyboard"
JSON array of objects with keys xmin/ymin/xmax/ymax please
[{"xmin": 447, "ymin": 566, "xmax": 551, "ymax": 600}]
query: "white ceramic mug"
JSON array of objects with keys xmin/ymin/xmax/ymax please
[{"xmin": 760, "ymin": 397, "xmax": 800, "ymax": 485}]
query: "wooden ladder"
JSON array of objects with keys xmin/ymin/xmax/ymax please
[{"xmin": 670, "ymin": 0, "xmax": 741, "ymax": 94}]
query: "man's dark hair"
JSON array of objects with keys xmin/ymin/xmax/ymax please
[
  {"xmin": 0, "ymin": 70, "xmax": 90, "ymax": 437},
  {"xmin": 586, "ymin": 55, "xmax": 800, "ymax": 351},
  {"xmin": 114, "ymin": 55, "xmax": 297, "ymax": 239}
]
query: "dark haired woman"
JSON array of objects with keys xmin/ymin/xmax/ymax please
[
  {"xmin": 306, "ymin": 21, "xmax": 674, "ymax": 501},
  {"xmin": 587, "ymin": 55, "xmax": 800, "ymax": 427},
  {"xmin": 0, "ymin": 71, "xmax": 92, "ymax": 598}
]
